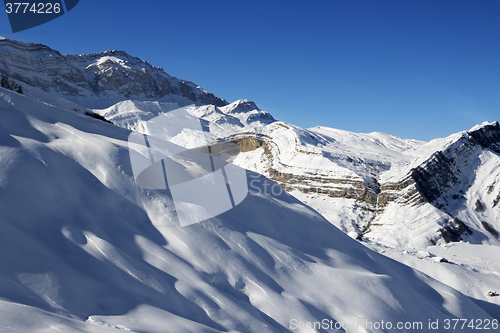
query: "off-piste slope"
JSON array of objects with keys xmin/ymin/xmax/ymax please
[
  {"xmin": 88, "ymin": 91, "xmax": 500, "ymax": 315},
  {"xmin": 227, "ymin": 121, "xmax": 423, "ymax": 238},
  {"xmin": 220, "ymin": 116, "xmax": 500, "ymax": 316},
  {"xmin": 0, "ymin": 88, "xmax": 494, "ymax": 332}
]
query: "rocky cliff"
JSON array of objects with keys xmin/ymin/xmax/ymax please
[
  {"xmin": 227, "ymin": 121, "xmax": 500, "ymax": 246},
  {"xmin": 0, "ymin": 37, "xmax": 227, "ymax": 108},
  {"xmin": 379, "ymin": 121, "xmax": 500, "ymax": 207}
]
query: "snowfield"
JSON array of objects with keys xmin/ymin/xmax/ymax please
[{"xmin": 0, "ymin": 87, "xmax": 497, "ymax": 332}]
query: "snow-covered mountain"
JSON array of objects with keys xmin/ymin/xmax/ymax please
[
  {"xmin": 96, "ymin": 98, "xmax": 275, "ymax": 135},
  {"xmin": 0, "ymin": 37, "xmax": 499, "ymax": 331},
  {"xmin": 228, "ymin": 120, "xmax": 500, "ymax": 247},
  {"xmin": 0, "ymin": 84, "xmax": 494, "ymax": 333},
  {"xmin": 0, "ymin": 37, "xmax": 227, "ymax": 108},
  {"xmin": 370, "ymin": 121, "xmax": 500, "ymax": 246}
]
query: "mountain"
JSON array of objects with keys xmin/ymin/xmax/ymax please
[
  {"xmin": 96, "ymin": 98, "xmax": 275, "ymax": 134},
  {"xmin": 369, "ymin": 121, "xmax": 500, "ymax": 246},
  {"xmin": 220, "ymin": 121, "xmax": 500, "ymax": 247},
  {"xmin": 1, "ymin": 37, "xmax": 499, "ymax": 331},
  {"xmin": 0, "ymin": 37, "xmax": 227, "ymax": 109},
  {"xmin": 0, "ymin": 85, "xmax": 494, "ymax": 333}
]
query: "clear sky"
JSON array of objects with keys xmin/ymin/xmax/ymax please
[{"xmin": 1, "ymin": 0, "xmax": 499, "ymax": 141}]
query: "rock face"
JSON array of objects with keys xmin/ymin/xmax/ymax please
[
  {"xmin": 224, "ymin": 124, "xmax": 417, "ymax": 241},
  {"xmin": 226, "ymin": 132, "xmax": 379, "ymax": 205},
  {"xmin": 0, "ymin": 37, "xmax": 227, "ymax": 108},
  {"xmin": 377, "ymin": 177, "xmax": 422, "ymax": 208},
  {"xmin": 227, "ymin": 124, "xmax": 412, "ymax": 205},
  {"xmin": 369, "ymin": 122, "xmax": 500, "ymax": 245},
  {"xmin": 228, "ymin": 121, "xmax": 500, "ymax": 246},
  {"xmin": 379, "ymin": 122, "xmax": 500, "ymax": 207}
]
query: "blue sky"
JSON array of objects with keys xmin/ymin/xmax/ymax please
[{"xmin": 1, "ymin": 0, "xmax": 499, "ymax": 141}]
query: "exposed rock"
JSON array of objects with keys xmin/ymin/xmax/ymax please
[
  {"xmin": 493, "ymin": 193, "xmax": 500, "ymax": 208},
  {"xmin": 468, "ymin": 121, "xmax": 500, "ymax": 153},
  {"xmin": 0, "ymin": 38, "xmax": 227, "ymax": 108},
  {"xmin": 481, "ymin": 221, "xmax": 499, "ymax": 238},
  {"xmin": 221, "ymin": 132, "xmax": 380, "ymax": 205},
  {"xmin": 223, "ymin": 121, "xmax": 500, "ymax": 246},
  {"xmin": 376, "ymin": 122, "xmax": 500, "ymax": 209},
  {"xmin": 377, "ymin": 176, "xmax": 424, "ymax": 209},
  {"xmin": 438, "ymin": 218, "xmax": 473, "ymax": 243},
  {"xmin": 475, "ymin": 199, "xmax": 485, "ymax": 212},
  {"xmin": 231, "ymin": 136, "xmax": 268, "ymax": 153}
]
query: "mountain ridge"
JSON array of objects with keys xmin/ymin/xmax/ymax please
[{"xmin": 0, "ymin": 37, "xmax": 228, "ymax": 109}]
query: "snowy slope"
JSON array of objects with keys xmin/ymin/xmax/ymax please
[
  {"xmin": 364, "ymin": 240, "xmax": 500, "ymax": 320},
  {"xmin": 0, "ymin": 87, "xmax": 495, "ymax": 332},
  {"xmin": 224, "ymin": 119, "xmax": 500, "ymax": 313},
  {"xmin": 2, "ymin": 36, "xmax": 498, "ymax": 250},
  {"xmin": 222, "ymin": 120, "xmax": 500, "ymax": 249}
]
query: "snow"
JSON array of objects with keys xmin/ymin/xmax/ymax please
[
  {"xmin": 1, "ymin": 37, "xmax": 500, "ymax": 331},
  {"xmin": 364, "ymin": 240, "xmax": 500, "ymax": 318},
  {"xmin": 93, "ymin": 98, "xmax": 274, "ymax": 143},
  {"xmin": 469, "ymin": 121, "xmax": 499, "ymax": 132},
  {"xmin": 236, "ymin": 122, "xmax": 424, "ymax": 184},
  {"xmin": 95, "ymin": 56, "xmax": 133, "ymax": 69},
  {"xmin": 365, "ymin": 202, "xmax": 451, "ymax": 248},
  {"xmin": 0, "ymin": 87, "xmax": 496, "ymax": 332}
]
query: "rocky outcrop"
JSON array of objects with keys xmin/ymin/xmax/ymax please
[
  {"xmin": 377, "ymin": 176, "xmax": 424, "ymax": 209},
  {"xmin": 481, "ymin": 221, "xmax": 499, "ymax": 238},
  {"xmin": 223, "ymin": 122, "xmax": 499, "ymax": 246},
  {"xmin": 219, "ymin": 132, "xmax": 380, "ymax": 206},
  {"xmin": 0, "ymin": 38, "xmax": 227, "ymax": 108},
  {"xmin": 436, "ymin": 218, "xmax": 473, "ymax": 243},
  {"xmin": 377, "ymin": 122, "xmax": 500, "ymax": 208},
  {"xmin": 468, "ymin": 121, "xmax": 500, "ymax": 152}
]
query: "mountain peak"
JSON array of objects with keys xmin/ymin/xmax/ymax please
[
  {"xmin": 467, "ymin": 121, "xmax": 500, "ymax": 153},
  {"xmin": 220, "ymin": 99, "xmax": 260, "ymax": 114},
  {"xmin": 468, "ymin": 120, "xmax": 499, "ymax": 132},
  {"xmin": 217, "ymin": 99, "xmax": 275, "ymax": 125}
]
